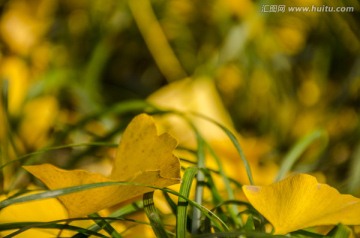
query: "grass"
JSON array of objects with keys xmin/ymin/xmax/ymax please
[
  {"xmin": 0, "ymin": 0, "xmax": 359, "ymax": 236},
  {"xmin": 0, "ymin": 102, "xmax": 353, "ymax": 237}
]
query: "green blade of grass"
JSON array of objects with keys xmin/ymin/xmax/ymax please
[
  {"xmin": 173, "ymin": 114, "xmax": 211, "ymax": 234},
  {"xmin": 143, "ymin": 191, "xmax": 169, "ymax": 238},
  {"xmin": 131, "ymin": 188, "xmax": 230, "ymax": 233},
  {"xmin": 79, "ymin": 201, "xmax": 143, "ymax": 236},
  {"xmin": 55, "ymin": 100, "xmax": 153, "ymax": 146},
  {"xmin": 0, "ymin": 79, "xmax": 23, "ymax": 191},
  {"xmin": 291, "ymin": 229, "xmax": 328, "ymax": 238},
  {"xmin": 0, "ymin": 181, "xmax": 123, "ymax": 209},
  {"xmin": 148, "ymin": 108, "xmax": 254, "ymax": 184},
  {"xmin": 67, "ymin": 100, "xmax": 153, "ymax": 130},
  {"xmin": 0, "ymin": 142, "xmax": 118, "ymax": 170},
  {"xmin": 0, "ymin": 180, "xmax": 163, "ymax": 209},
  {"xmin": 327, "ymin": 224, "xmax": 351, "ymax": 238},
  {"xmin": 165, "ymin": 112, "xmax": 243, "ymax": 232},
  {"xmin": 276, "ymin": 129, "xmax": 324, "ymax": 181},
  {"xmin": 192, "ymin": 128, "xmax": 206, "ymax": 234},
  {"xmin": 191, "ymin": 230, "xmax": 288, "ymax": 238},
  {"xmin": 201, "ymin": 169, "xmax": 226, "ymax": 233},
  {"xmin": 0, "ymin": 179, "xmax": 228, "ymax": 233},
  {"xmin": 1, "ymin": 79, "xmax": 11, "ymax": 191},
  {"xmin": 148, "ymin": 109, "xmax": 242, "ymax": 232},
  {"xmin": 109, "ymin": 200, "xmax": 143, "ymax": 218},
  {"xmin": 88, "ymin": 214, "xmax": 122, "ymax": 238},
  {"xmin": 71, "ymin": 217, "xmax": 151, "ymax": 238},
  {"xmin": 176, "ymin": 166, "xmax": 198, "ymax": 238},
  {"xmin": 0, "ymin": 216, "xmax": 148, "ymax": 237},
  {"xmin": 189, "ymin": 112, "xmax": 254, "ymax": 185},
  {"xmin": 162, "ymin": 191, "xmax": 177, "ymax": 215},
  {"xmin": 0, "ymin": 222, "xmax": 107, "ymax": 238},
  {"xmin": 2, "ymin": 142, "xmax": 118, "ymax": 196},
  {"xmin": 180, "ymin": 157, "xmax": 242, "ymax": 188},
  {"xmin": 347, "ymin": 143, "xmax": 360, "ymax": 193},
  {"xmin": 205, "ymin": 142, "xmax": 243, "ymax": 227}
]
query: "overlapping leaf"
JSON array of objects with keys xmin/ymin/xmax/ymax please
[{"xmin": 24, "ymin": 114, "xmax": 181, "ymax": 217}]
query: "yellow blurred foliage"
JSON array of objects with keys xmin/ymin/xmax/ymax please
[
  {"xmin": 327, "ymin": 108, "xmax": 359, "ymax": 138},
  {"xmin": 275, "ymin": 24, "xmax": 307, "ymax": 55},
  {"xmin": 19, "ymin": 96, "xmax": 59, "ymax": 148},
  {"xmin": 216, "ymin": 64, "xmax": 243, "ymax": 105},
  {"xmin": 292, "ymin": 109, "xmax": 323, "ymax": 138},
  {"xmin": 222, "ymin": 0, "xmax": 255, "ymax": 19},
  {"xmin": 0, "ymin": 57, "xmax": 29, "ymax": 115},
  {"xmin": 297, "ymin": 80, "xmax": 321, "ymax": 106},
  {"xmin": 0, "ymin": 0, "xmax": 56, "ymax": 56}
]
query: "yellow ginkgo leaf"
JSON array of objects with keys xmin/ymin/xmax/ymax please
[
  {"xmin": 24, "ymin": 113, "xmax": 181, "ymax": 218},
  {"xmin": 147, "ymin": 77, "xmax": 235, "ymax": 149},
  {"xmin": 243, "ymin": 173, "xmax": 360, "ymax": 234},
  {"xmin": 0, "ymin": 190, "xmax": 92, "ymax": 238}
]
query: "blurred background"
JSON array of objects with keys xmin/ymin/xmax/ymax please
[{"xmin": 0, "ymin": 0, "xmax": 359, "ymax": 193}]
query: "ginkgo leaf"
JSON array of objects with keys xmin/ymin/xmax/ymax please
[
  {"xmin": 242, "ymin": 173, "xmax": 360, "ymax": 234},
  {"xmin": 24, "ymin": 113, "xmax": 181, "ymax": 218},
  {"xmin": 147, "ymin": 77, "xmax": 279, "ymax": 185},
  {"xmin": 147, "ymin": 77, "xmax": 235, "ymax": 149},
  {"xmin": 0, "ymin": 190, "xmax": 92, "ymax": 237}
]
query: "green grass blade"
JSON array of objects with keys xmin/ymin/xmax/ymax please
[
  {"xmin": 0, "ymin": 181, "xmax": 122, "ymax": 209},
  {"xmin": 347, "ymin": 143, "xmax": 360, "ymax": 193},
  {"xmin": 81, "ymin": 201, "xmax": 143, "ymax": 235},
  {"xmin": 103, "ymin": 187, "xmax": 228, "ymax": 231},
  {"xmin": 181, "ymin": 157, "xmax": 243, "ymax": 189},
  {"xmin": 176, "ymin": 167, "xmax": 198, "ymax": 238},
  {"xmin": 0, "ymin": 142, "xmax": 117, "ymax": 170},
  {"xmin": 1, "ymin": 79, "xmax": 11, "ymax": 191},
  {"xmin": 291, "ymin": 229, "xmax": 327, "ymax": 238},
  {"xmin": 147, "ymin": 108, "xmax": 254, "ymax": 184},
  {"xmin": 174, "ymin": 114, "xmax": 219, "ymax": 233},
  {"xmin": 109, "ymin": 100, "xmax": 155, "ymax": 115},
  {"xmin": 326, "ymin": 224, "xmax": 351, "ymax": 238},
  {"xmin": 0, "ymin": 180, "xmax": 164, "ymax": 209},
  {"xmin": 276, "ymin": 129, "xmax": 324, "ymax": 181},
  {"xmin": 74, "ymin": 100, "xmax": 152, "ymax": 128},
  {"xmin": 109, "ymin": 200, "xmax": 143, "ymax": 218},
  {"xmin": 201, "ymin": 170, "xmax": 227, "ymax": 232},
  {"xmin": 54, "ymin": 100, "xmax": 153, "ymax": 149},
  {"xmin": 192, "ymin": 130, "xmax": 206, "ymax": 234},
  {"xmin": 65, "ymin": 100, "xmax": 153, "ymax": 132},
  {"xmin": 162, "ymin": 191, "xmax": 177, "ymax": 215},
  {"xmin": 0, "ymin": 216, "xmax": 149, "ymax": 238},
  {"xmin": 205, "ymin": 143, "xmax": 243, "ymax": 227},
  {"xmin": 0, "ymin": 177, "xmax": 228, "ymax": 233},
  {"xmin": 88, "ymin": 214, "xmax": 122, "ymax": 238},
  {"xmin": 191, "ymin": 230, "xmax": 288, "ymax": 237},
  {"xmin": 0, "ymin": 222, "xmax": 108, "ymax": 238},
  {"xmin": 190, "ymin": 112, "xmax": 254, "ymax": 185},
  {"xmin": 143, "ymin": 192, "xmax": 169, "ymax": 238}
]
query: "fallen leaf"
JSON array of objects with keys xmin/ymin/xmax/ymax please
[
  {"xmin": 24, "ymin": 113, "xmax": 181, "ymax": 217},
  {"xmin": 243, "ymin": 173, "xmax": 360, "ymax": 234},
  {"xmin": 147, "ymin": 77, "xmax": 235, "ymax": 149},
  {"xmin": 0, "ymin": 190, "xmax": 74, "ymax": 238},
  {"xmin": 147, "ymin": 77, "xmax": 279, "ymax": 185}
]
